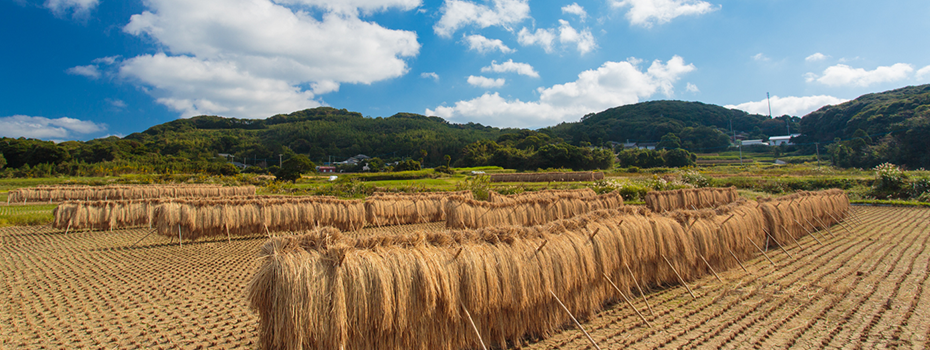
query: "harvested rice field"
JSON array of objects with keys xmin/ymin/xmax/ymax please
[{"xmin": 1, "ymin": 206, "xmax": 929, "ymax": 349}]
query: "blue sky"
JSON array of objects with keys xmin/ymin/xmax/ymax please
[{"xmin": 3, "ymin": 0, "xmax": 929, "ymax": 141}]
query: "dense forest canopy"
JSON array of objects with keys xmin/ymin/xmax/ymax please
[
  {"xmin": 796, "ymin": 84, "xmax": 930, "ymax": 169},
  {"xmin": 3, "ymin": 84, "xmax": 930, "ymax": 177}
]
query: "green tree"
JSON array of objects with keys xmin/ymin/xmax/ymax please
[
  {"xmin": 275, "ymin": 154, "xmax": 316, "ymax": 182},
  {"xmin": 0, "ymin": 153, "xmax": 5, "ymax": 169},
  {"xmin": 656, "ymin": 133, "xmax": 681, "ymax": 150}
]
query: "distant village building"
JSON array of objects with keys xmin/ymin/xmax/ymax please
[
  {"xmin": 317, "ymin": 166, "xmax": 336, "ymax": 173},
  {"xmin": 335, "ymin": 154, "xmax": 371, "ymax": 166},
  {"xmin": 741, "ymin": 139, "xmax": 767, "ymax": 146},
  {"xmin": 769, "ymin": 134, "xmax": 801, "ymax": 146}
]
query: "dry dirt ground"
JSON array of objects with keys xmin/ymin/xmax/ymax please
[{"xmin": 1, "ymin": 206, "xmax": 928, "ymax": 349}]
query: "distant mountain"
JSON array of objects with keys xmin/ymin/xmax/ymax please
[
  {"xmin": 542, "ymin": 100, "xmax": 796, "ymax": 152},
  {"xmin": 796, "ymin": 84, "xmax": 930, "ymax": 169}
]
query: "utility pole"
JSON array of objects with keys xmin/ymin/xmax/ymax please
[
  {"xmin": 279, "ymin": 154, "xmax": 283, "ymax": 167},
  {"xmin": 815, "ymin": 142, "xmax": 821, "ymax": 166}
]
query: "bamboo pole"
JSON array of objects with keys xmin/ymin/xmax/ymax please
[
  {"xmin": 178, "ymin": 224, "xmax": 182, "ymax": 247},
  {"xmin": 549, "ymin": 290, "xmax": 601, "ymax": 350},
  {"xmin": 748, "ymin": 238, "xmax": 776, "ymax": 268},
  {"xmin": 728, "ymin": 249, "xmax": 750, "ymax": 274},
  {"xmin": 625, "ymin": 263, "xmax": 654, "ymax": 316},
  {"xmin": 662, "ymin": 255, "xmax": 696, "ymax": 299},
  {"xmin": 763, "ymin": 227, "xmax": 792, "ymax": 258},
  {"xmin": 781, "ymin": 224, "xmax": 804, "ymax": 250},
  {"xmin": 814, "ymin": 216, "xmax": 835, "ymax": 238},
  {"xmin": 805, "ymin": 218, "xmax": 829, "ymax": 241},
  {"xmin": 460, "ymin": 302, "xmax": 488, "ymax": 350},
  {"xmin": 603, "ymin": 273, "xmax": 651, "ymax": 327},
  {"xmin": 794, "ymin": 219, "xmax": 822, "ymax": 245},
  {"xmin": 699, "ymin": 254, "xmax": 723, "ymax": 282}
]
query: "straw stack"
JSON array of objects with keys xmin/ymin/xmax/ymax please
[
  {"xmin": 644, "ymin": 187, "xmax": 740, "ymax": 212},
  {"xmin": 487, "ymin": 188, "xmax": 597, "ymax": 203},
  {"xmin": 8, "ymin": 184, "xmax": 256, "ymax": 203},
  {"xmin": 52, "ymin": 199, "xmax": 169, "ymax": 231},
  {"xmin": 445, "ymin": 191, "xmax": 624, "ymax": 229},
  {"xmin": 365, "ymin": 191, "xmax": 474, "ymax": 226},
  {"xmin": 757, "ymin": 189, "xmax": 849, "ymax": 244},
  {"xmin": 489, "ymin": 172, "xmax": 605, "ymax": 183}
]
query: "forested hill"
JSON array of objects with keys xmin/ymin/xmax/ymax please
[
  {"xmin": 542, "ymin": 100, "xmax": 796, "ymax": 152},
  {"xmin": 796, "ymin": 84, "xmax": 930, "ymax": 169},
  {"xmin": 123, "ymin": 107, "xmax": 513, "ymax": 166}
]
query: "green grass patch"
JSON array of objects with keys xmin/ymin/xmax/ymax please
[{"xmin": 0, "ymin": 204, "xmax": 56, "ymax": 227}]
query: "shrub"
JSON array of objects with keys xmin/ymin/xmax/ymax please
[{"xmin": 870, "ymin": 162, "xmax": 909, "ymax": 199}]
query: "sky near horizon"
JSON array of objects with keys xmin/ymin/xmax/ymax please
[{"xmin": 2, "ymin": 0, "xmax": 929, "ymax": 141}]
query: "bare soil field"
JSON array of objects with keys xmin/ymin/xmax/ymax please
[{"xmin": 2, "ymin": 206, "xmax": 928, "ymax": 349}]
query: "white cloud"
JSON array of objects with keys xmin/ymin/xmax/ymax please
[
  {"xmin": 463, "ymin": 34, "xmax": 514, "ymax": 54},
  {"xmin": 421, "ymin": 72, "xmax": 440, "ymax": 81},
  {"xmin": 433, "ymin": 0, "xmax": 530, "ymax": 37},
  {"xmin": 610, "ymin": 0, "xmax": 718, "ymax": 27},
  {"xmin": 725, "ymin": 95, "xmax": 848, "ymax": 117},
  {"xmin": 274, "ymin": 0, "xmax": 420, "ymax": 16},
  {"xmin": 805, "ymin": 52, "xmax": 828, "ymax": 62},
  {"xmin": 92, "ymin": 56, "xmax": 120, "ymax": 65},
  {"xmin": 66, "ymin": 65, "xmax": 100, "ymax": 79},
  {"xmin": 119, "ymin": 53, "xmax": 321, "ymax": 118},
  {"xmin": 517, "ymin": 20, "xmax": 595, "ymax": 54},
  {"xmin": 0, "ymin": 115, "xmax": 106, "ymax": 140},
  {"xmin": 806, "ymin": 63, "xmax": 914, "ymax": 87},
  {"xmin": 752, "ymin": 53, "xmax": 769, "ymax": 62},
  {"xmin": 45, "ymin": 0, "xmax": 99, "ymax": 18},
  {"xmin": 467, "ymin": 75, "xmax": 506, "ymax": 88},
  {"xmin": 916, "ymin": 65, "xmax": 930, "ymax": 81},
  {"xmin": 481, "ymin": 59, "xmax": 539, "ymax": 78},
  {"xmin": 114, "ymin": 0, "xmax": 419, "ymax": 119},
  {"xmin": 107, "ymin": 98, "xmax": 127, "ymax": 108},
  {"xmin": 686, "ymin": 82, "xmax": 699, "ymax": 93},
  {"xmin": 427, "ymin": 56, "xmax": 695, "ymax": 128},
  {"xmin": 561, "ymin": 3, "xmax": 587, "ymax": 21},
  {"xmin": 517, "ymin": 27, "xmax": 556, "ymax": 53},
  {"xmin": 558, "ymin": 20, "xmax": 596, "ymax": 54}
]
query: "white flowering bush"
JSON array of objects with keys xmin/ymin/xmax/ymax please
[
  {"xmin": 872, "ymin": 162, "xmax": 909, "ymax": 199},
  {"xmin": 677, "ymin": 168, "xmax": 711, "ymax": 188}
]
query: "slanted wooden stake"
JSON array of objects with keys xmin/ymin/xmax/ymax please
[
  {"xmin": 794, "ymin": 219, "xmax": 822, "ymax": 245},
  {"xmin": 453, "ymin": 247, "xmax": 464, "ymax": 260},
  {"xmin": 748, "ymin": 238, "xmax": 776, "ymax": 268},
  {"xmin": 720, "ymin": 214, "xmax": 736, "ymax": 226},
  {"xmin": 762, "ymin": 227, "xmax": 792, "ymax": 258},
  {"xmin": 827, "ymin": 212, "xmax": 854, "ymax": 234},
  {"xmin": 532, "ymin": 239, "xmax": 549, "ymax": 258},
  {"xmin": 64, "ymin": 221, "xmax": 72, "ymax": 235},
  {"xmin": 178, "ymin": 224, "xmax": 183, "ymax": 247},
  {"xmin": 225, "ymin": 223, "xmax": 231, "ymax": 243},
  {"xmin": 549, "ymin": 290, "xmax": 601, "ymax": 350},
  {"xmin": 805, "ymin": 218, "xmax": 829, "ymax": 241},
  {"xmin": 625, "ymin": 263, "xmax": 654, "ymax": 316},
  {"xmin": 814, "ymin": 216, "xmax": 835, "ymax": 238},
  {"xmin": 662, "ymin": 255, "xmax": 696, "ymax": 299},
  {"xmin": 728, "ymin": 249, "xmax": 750, "ymax": 274},
  {"xmin": 131, "ymin": 228, "xmax": 156, "ymax": 247},
  {"xmin": 699, "ymin": 254, "xmax": 723, "ymax": 282},
  {"xmin": 460, "ymin": 302, "xmax": 488, "ymax": 350},
  {"xmin": 603, "ymin": 273, "xmax": 651, "ymax": 327}
]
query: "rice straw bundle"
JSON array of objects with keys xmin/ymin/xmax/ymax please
[
  {"xmin": 8, "ymin": 184, "xmax": 256, "ymax": 203},
  {"xmin": 488, "ymin": 172, "xmax": 605, "ymax": 183},
  {"xmin": 487, "ymin": 188, "xmax": 596, "ymax": 203},
  {"xmin": 445, "ymin": 191, "xmax": 624, "ymax": 229},
  {"xmin": 365, "ymin": 191, "xmax": 474, "ymax": 226},
  {"xmin": 644, "ymin": 187, "xmax": 739, "ymax": 212}
]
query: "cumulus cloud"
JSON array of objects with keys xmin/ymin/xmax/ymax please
[
  {"xmin": 805, "ymin": 52, "xmax": 828, "ymax": 62},
  {"xmin": 685, "ymin": 82, "xmax": 699, "ymax": 93},
  {"xmin": 752, "ymin": 53, "xmax": 769, "ymax": 62},
  {"xmin": 427, "ymin": 56, "xmax": 695, "ymax": 128},
  {"xmin": 421, "ymin": 72, "xmax": 440, "ymax": 81},
  {"xmin": 119, "ymin": 53, "xmax": 321, "ymax": 118},
  {"xmin": 517, "ymin": 27, "xmax": 557, "ymax": 53},
  {"xmin": 561, "ymin": 3, "xmax": 587, "ymax": 21},
  {"xmin": 463, "ymin": 34, "xmax": 514, "ymax": 54},
  {"xmin": 0, "ymin": 115, "xmax": 106, "ymax": 140},
  {"xmin": 45, "ymin": 0, "xmax": 99, "ymax": 18},
  {"xmin": 275, "ymin": 0, "xmax": 420, "ymax": 16},
  {"xmin": 610, "ymin": 0, "xmax": 718, "ymax": 27},
  {"xmin": 916, "ymin": 65, "xmax": 930, "ymax": 81},
  {"xmin": 481, "ymin": 59, "xmax": 539, "ymax": 77},
  {"xmin": 518, "ymin": 20, "xmax": 595, "ymax": 54},
  {"xmin": 725, "ymin": 95, "xmax": 848, "ymax": 117},
  {"xmin": 66, "ymin": 65, "xmax": 100, "ymax": 79},
  {"xmin": 110, "ymin": 0, "xmax": 419, "ymax": 119},
  {"xmin": 433, "ymin": 0, "xmax": 530, "ymax": 37},
  {"xmin": 467, "ymin": 75, "xmax": 506, "ymax": 88},
  {"xmin": 806, "ymin": 63, "xmax": 913, "ymax": 87},
  {"xmin": 107, "ymin": 98, "xmax": 127, "ymax": 108}
]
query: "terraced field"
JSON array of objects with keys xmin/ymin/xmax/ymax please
[{"xmin": 1, "ymin": 206, "xmax": 928, "ymax": 349}]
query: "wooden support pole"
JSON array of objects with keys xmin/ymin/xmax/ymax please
[
  {"xmin": 226, "ymin": 224, "xmax": 231, "ymax": 243},
  {"xmin": 781, "ymin": 224, "xmax": 804, "ymax": 250},
  {"xmin": 699, "ymin": 254, "xmax": 723, "ymax": 282},
  {"xmin": 762, "ymin": 227, "xmax": 792, "ymax": 258},
  {"xmin": 662, "ymin": 255, "xmax": 696, "ymax": 299},
  {"xmin": 625, "ymin": 263, "xmax": 654, "ymax": 316},
  {"xmin": 131, "ymin": 228, "xmax": 156, "ymax": 247},
  {"xmin": 728, "ymin": 249, "xmax": 750, "ymax": 274},
  {"xmin": 748, "ymin": 238, "xmax": 777, "ymax": 267},
  {"xmin": 813, "ymin": 216, "xmax": 835, "ymax": 238},
  {"xmin": 794, "ymin": 219, "xmax": 822, "ymax": 245},
  {"xmin": 65, "ymin": 221, "xmax": 72, "ymax": 235},
  {"xmin": 589, "ymin": 227, "xmax": 601, "ymax": 241},
  {"xmin": 720, "ymin": 214, "xmax": 736, "ymax": 226},
  {"xmin": 549, "ymin": 290, "xmax": 601, "ymax": 350},
  {"xmin": 460, "ymin": 302, "xmax": 488, "ymax": 350},
  {"xmin": 827, "ymin": 213, "xmax": 854, "ymax": 234},
  {"xmin": 603, "ymin": 273, "xmax": 651, "ymax": 327},
  {"xmin": 178, "ymin": 224, "xmax": 183, "ymax": 247},
  {"xmin": 805, "ymin": 218, "xmax": 829, "ymax": 241},
  {"xmin": 453, "ymin": 247, "xmax": 464, "ymax": 260},
  {"xmin": 531, "ymin": 239, "xmax": 549, "ymax": 259}
]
